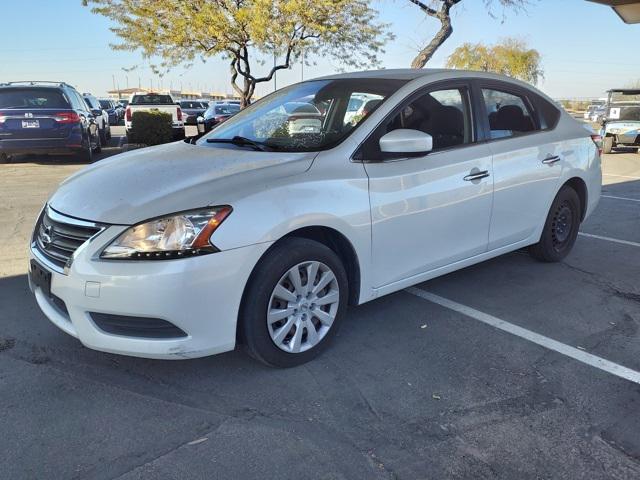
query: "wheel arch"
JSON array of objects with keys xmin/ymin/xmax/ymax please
[
  {"xmin": 236, "ymin": 225, "xmax": 362, "ymax": 345},
  {"xmin": 562, "ymin": 176, "xmax": 588, "ymax": 221}
]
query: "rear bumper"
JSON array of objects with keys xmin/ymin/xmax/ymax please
[{"xmin": 0, "ymin": 136, "xmax": 83, "ymax": 156}]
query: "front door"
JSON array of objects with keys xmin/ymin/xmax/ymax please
[{"xmin": 358, "ymin": 85, "xmax": 494, "ymax": 288}]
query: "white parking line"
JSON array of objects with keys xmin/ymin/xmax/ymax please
[
  {"xmin": 603, "ymin": 173, "xmax": 640, "ymax": 180},
  {"xmin": 578, "ymin": 232, "xmax": 640, "ymax": 248},
  {"xmin": 405, "ymin": 287, "xmax": 640, "ymax": 385},
  {"xmin": 601, "ymin": 195, "xmax": 640, "ymax": 203}
]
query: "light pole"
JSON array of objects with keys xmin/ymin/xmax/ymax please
[{"xmin": 273, "ymin": 52, "xmax": 277, "ymax": 91}]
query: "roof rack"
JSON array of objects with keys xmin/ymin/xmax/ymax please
[{"xmin": 0, "ymin": 81, "xmax": 73, "ymax": 88}]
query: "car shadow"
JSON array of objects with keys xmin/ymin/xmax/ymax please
[{"xmin": 6, "ymin": 135, "xmax": 125, "ymax": 165}]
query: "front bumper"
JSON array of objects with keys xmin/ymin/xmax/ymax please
[{"xmin": 29, "ymin": 221, "xmax": 271, "ymax": 359}]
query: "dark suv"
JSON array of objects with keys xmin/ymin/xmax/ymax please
[{"xmin": 0, "ymin": 81, "xmax": 101, "ymax": 163}]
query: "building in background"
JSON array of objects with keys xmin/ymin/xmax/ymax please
[{"xmin": 106, "ymin": 88, "xmax": 243, "ymax": 103}]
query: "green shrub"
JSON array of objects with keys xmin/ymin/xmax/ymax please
[{"xmin": 128, "ymin": 110, "xmax": 173, "ymax": 146}]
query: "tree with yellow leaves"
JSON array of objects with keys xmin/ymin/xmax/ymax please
[
  {"xmin": 446, "ymin": 38, "xmax": 544, "ymax": 85},
  {"xmin": 83, "ymin": 0, "xmax": 392, "ymax": 106}
]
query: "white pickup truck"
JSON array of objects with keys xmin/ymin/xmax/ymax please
[{"xmin": 125, "ymin": 92, "xmax": 185, "ymax": 140}]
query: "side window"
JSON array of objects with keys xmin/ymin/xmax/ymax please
[
  {"xmin": 66, "ymin": 90, "xmax": 82, "ymax": 111},
  {"xmin": 356, "ymin": 87, "xmax": 472, "ymax": 161},
  {"xmin": 481, "ymin": 89, "xmax": 538, "ymax": 139}
]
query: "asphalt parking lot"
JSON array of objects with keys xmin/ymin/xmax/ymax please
[{"xmin": 1, "ymin": 127, "xmax": 639, "ymax": 479}]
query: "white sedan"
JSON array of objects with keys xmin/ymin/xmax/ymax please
[{"xmin": 29, "ymin": 69, "xmax": 602, "ymax": 367}]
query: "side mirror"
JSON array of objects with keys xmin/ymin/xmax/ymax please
[
  {"xmin": 379, "ymin": 129, "xmax": 433, "ymax": 155},
  {"xmin": 196, "ymin": 116, "xmax": 206, "ymax": 134},
  {"xmin": 91, "ymin": 109, "xmax": 102, "ymax": 117}
]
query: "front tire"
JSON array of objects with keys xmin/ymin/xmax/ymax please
[
  {"xmin": 603, "ymin": 136, "xmax": 614, "ymax": 154},
  {"xmin": 529, "ymin": 186, "xmax": 581, "ymax": 263},
  {"xmin": 239, "ymin": 238, "xmax": 349, "ymax": 368}
]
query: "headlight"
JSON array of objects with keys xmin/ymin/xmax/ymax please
[{"xmin": 101, "ymin": 206, "xmax": 232, "ymax": 260}]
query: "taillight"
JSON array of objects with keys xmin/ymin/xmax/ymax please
[
  {"xmin": 125, "ymin": 107, "xmax": 132, "ymax": 122},
  {"xmin": 591, "ymin": 134, "xmax": 603, "ymax": 155},
  {"xmin": 54, "ymin": 112, "xmax": 81, "ymax": 124},
  {"xmin": 177, "ymin": 107, "xmax": 182, "ymax": 121}
]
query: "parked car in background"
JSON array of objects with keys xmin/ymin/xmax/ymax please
[
  {"xmin": 600, "ymin": 89, "xmax": 640, "ymax": 153},
  {"xmin": 0, "ymin": 81, "xmax": 101, "ymax": 163},
  {"xmin": 99, "ymin": 99, "xmax": 119, "ymax": 126},
  {"xmin": 29, "ymin": 70, "xmax": 601, "ymax": 367},
  {"xmin": 591, "ymin": 105, "xmax": 606, "ymax": 123},
  {"xmin": 281, "ymin": 102, "xmax": 323, "ymax": 134},
  {"xmin": 125, "ymin": 92, "xmax": 185, "ymax": 140},
  {"xmin": 344, "ymin": 93, "xmax": 384, "ymax": 125},
  {"xmin": 200, "ymin": 102, "xmax": 240, "ymax": 132},
  {"xmin": 179, "ymin": 100, "xmax": 207, "ymax": 125},
  {"xmin": 83, "ymin": 93, "xmax": 110, "ymax": 145}
]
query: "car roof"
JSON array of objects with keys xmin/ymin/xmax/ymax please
[
  {"xmin": 311, "ymin": 68, "xmax": 534, "ymax": 83},
  {"xmin": 608, "ymin": 89, "xmax": 640, "ymax": 94}
]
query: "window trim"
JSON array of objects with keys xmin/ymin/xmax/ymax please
[
  {"xmin": 472, "ymin": 79, "xmax": 557, "ymax": 144},
  {"xmin": 352, "ymin": 79, "xmax": 478, "ymax": 163}
]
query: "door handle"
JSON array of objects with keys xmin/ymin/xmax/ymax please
[
  {"xmin": 542, "ymin": 155, "xmax": 561, "ymax": 165},
  {"xmin": 463, "ymin": 170, "xmax": 490, "ymax": 182}
]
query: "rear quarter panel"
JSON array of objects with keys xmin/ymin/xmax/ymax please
[{"xmin": 555, "ymin": 114, "xmax": 602, "ymax": 220}]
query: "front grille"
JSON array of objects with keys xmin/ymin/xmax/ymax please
[
  {"xmin": 90, "ymin": 313, "xmax": 188, "ymax": 339},
  {"xmin": 33, "ymin": 207, "xmax": 102, "ymax": 270}
]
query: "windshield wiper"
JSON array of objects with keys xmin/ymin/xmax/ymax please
[{"xmin": 206, "ymin": 135, "xmax": 273, "ymax": 152}]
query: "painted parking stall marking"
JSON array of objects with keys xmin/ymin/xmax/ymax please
[
  {"xmin": 601, "ymin": 194, "xmax": 640, "ymax": 203},
  {"xmin": 405, "ymin": 287, "xmax": 640, "ymax": 385},
  {"xmin": 578, "ymin": 232, "xmax": 640, "ymax": 248}
]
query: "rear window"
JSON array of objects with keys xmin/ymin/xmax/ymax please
[
  {"xmin": 0, "ymin": 88, "xmax": 70, "ymax": 109},
  {"xmin": 99, "ymin": 100, "xmax": 112, "ymax": 109},
  {"xmin": 131, "ymin": 94, "xmax": 174, "ymax": 105},
  {"xmin": 214, "ymin": 104, "xmax": 240, "ymax": 115},
  {"xmin": 284, "ymin": 102, "xmax": 319, "ymax": 114},
  {"xmin": 180, "ymin": 101, "xmax": 204, "ymax": 109}
]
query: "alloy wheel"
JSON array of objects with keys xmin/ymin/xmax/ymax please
[{"xmin": 267, "ymin": 261, "xmax": 340, "ymax": 354}]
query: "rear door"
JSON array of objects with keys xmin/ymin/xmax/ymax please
[
  {"xmin": 476, "ymin": 82, "xmax": 563, "ymax": 250},
  {"xmin": 0, "ymin": 88, "xmax": 74, "ymax": 140}
]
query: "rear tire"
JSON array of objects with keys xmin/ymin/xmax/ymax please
[
  {"xmin": 99, "ymin": 126, "xmax": 107, "ymax": 146},
  {"xmin": 239, "ymin": 237, "xmax": 349, "ymax": 368},
  {"xmin": 0, "ymin": 153, "xmax": 9, "ymax": 164},
  {"xmin": 529, "ymin": 186, "xmax": 581, "ymax": 263},
  {"xmin": 76, "ymin": 136, "xmax": 93, "ymax": 163},
  {"xmin": 603, "ymin": 136, "xmax": 614, "ymax": 154}
]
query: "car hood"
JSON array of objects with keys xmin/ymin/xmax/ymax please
[{"xmin": 49, "ymin": 140, "xmax": 316, "ymax": 225}]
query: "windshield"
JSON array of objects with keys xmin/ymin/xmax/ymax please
[
  {"xmin": 610, "ymin": 92, "xmax": 640, "ymax": 103},
  {"xmin": 131, "ymin": 94, "xmax": 173, "ymax": 105},
  {"xmin": 0, "ymin": 88, "xmax": 70, "ymax": 109},
  {"xmin": 608, "ymin": 105, "xmax": 640, "ymax": 121},
  {"xmin": 198, "ymin": 78, "xmax": 406, "ymax": 152}
]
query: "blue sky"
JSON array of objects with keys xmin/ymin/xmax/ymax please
[{"xmin": 1, "ymin": 0, "xmax": 638, "ymax": 99}]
